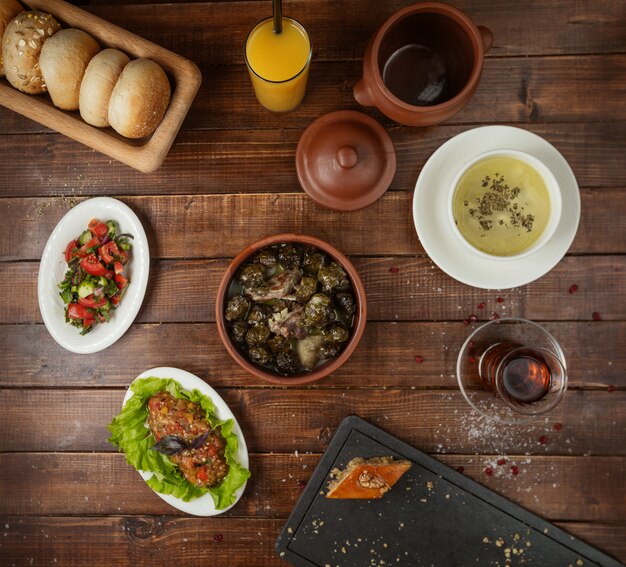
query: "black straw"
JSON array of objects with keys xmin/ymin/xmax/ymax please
[{"xmin": 273, "ymin": 0, "xmax": 282, "ymax": 33}]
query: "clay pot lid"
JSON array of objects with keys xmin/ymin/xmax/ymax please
[{"xmin": 296, "ymin": 110, "xmax": 396, "ymax": 211}]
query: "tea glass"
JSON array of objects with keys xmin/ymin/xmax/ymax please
[
  {"xmin": 244, "ymin": 16, "xmax": 312, "ymax": 112},
  {"xmin": 457, "ymin": 318, "xmax": 568, "ymax": 423}
]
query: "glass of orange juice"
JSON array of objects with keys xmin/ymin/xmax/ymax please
[{"xmin": 245, "ymin": 16, "xmax": 312, "ymax": 112}]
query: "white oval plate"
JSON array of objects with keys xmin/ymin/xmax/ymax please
[
  {"xmin": 122, "ymin": 367, "xmax": 249, "ymax": 516},
  {"xmin": 412, "ymin": 126, "xmax": 581, "ymax": 289},
  {"xmin": 38, "ymin": 197, "xmax": 150, "ymax": 354}
]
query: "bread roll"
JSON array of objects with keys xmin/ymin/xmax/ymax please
[
  {"xmin": 108, "ymin": 58, "xmax": 171, "ymax": 139},
  {"xmin": 0, "ymin": 0, "xmax": 23, "ymax": 78},
  {"xmin": 79, "ymin": 48, "xmax": 130, "ymax": 127},
  {"xmin": 40, "ymin": 28, "xmax": 101, "ymax": 110},
  {"xmin": 2, "ymin": 10, "xmax": 61, "ymax": 94}
]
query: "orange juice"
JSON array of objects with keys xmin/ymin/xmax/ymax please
[{"xmin": 245, "ymin": 17, "xmax": 311, "ymax": 112}]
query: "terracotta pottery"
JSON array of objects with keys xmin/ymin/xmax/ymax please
[
  {"xmin": 354, "ymin": 2, "xmax": 493, "ymax": 127},
  {"xmin": 296, "ymin": 110, "xmax": 396, "ymax": 211},
  {"xmin": 215, "ymin": 233, "xmax": 367, "ymax": 385}
]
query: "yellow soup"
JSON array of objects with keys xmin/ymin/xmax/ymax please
[
  {"xmin": 452, "ymin": 156, "xmax": 551, "ymax": 256},
  {"xmin": 245, "ymin": 17, "xmax": 311, "ymax": 112}
]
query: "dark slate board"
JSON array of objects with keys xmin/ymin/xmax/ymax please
[{"xmin": 275, "ymin": 415, "xmax": 624, "ymax": 567}]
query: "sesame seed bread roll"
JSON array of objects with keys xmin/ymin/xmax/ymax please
[
  {"xmin": 79, "ymin": 48, "xmax": 130, "ymax": 127},
  {"xmin": 2, "ymin": 10, "xmax": 61, "ymax": 94},
  {"xmin": 40, "ymin": 28, "xmax": 101, "ymax": 110},
  {"xmin": 0, "ymin": 0, "xmax": 23, "ymax": 78},
  {"xmin": 108, "ymin": 58, "xmax": 171, "ymax": 139}
]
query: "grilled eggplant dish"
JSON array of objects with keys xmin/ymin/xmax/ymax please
[
  {"xmin": 108, "ymin": 377, "xmax": 250, "ymax": 509},
  {"xmin": 147, "ymin": 392, "xmax": 229, "ymax": 488}
]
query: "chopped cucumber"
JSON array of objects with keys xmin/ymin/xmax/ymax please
[
  {"xmin": 119, "ymin": 241, "xmax": 131, "ymax": 250},
  {"xmin": 77, "ymin": 281, "xmax": 95, "ymax": 298},
  {"xmin": 106, "ymin": 220, "xmax": 116, "ymax": 238},
  {"xmin": 99, "ymin": 276, "xmax": 108, "ymax": 286},
  {"xmin": 59, "ymin": 288, "xmax": 73, "ymax": 304},
  {"xmin": 79, "ymin": 230, "xmax": 92, "ymax": 245}
]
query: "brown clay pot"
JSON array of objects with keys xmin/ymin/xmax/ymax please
[
  {"xmin": 215, "ymin": 233, "xmax": 367, "ymax": 385},
  {"xmin": 354, "ymin": 2, "xmax": 493, "ymax": 127}
]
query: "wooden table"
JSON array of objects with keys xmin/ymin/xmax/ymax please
[{"xmin": 1, "ymin": 1, "xmax": 625, "ymax": 565}]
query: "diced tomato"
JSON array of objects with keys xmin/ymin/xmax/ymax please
[
  {"xmin": 114, "ymin": 261, "xmax": 124, "ymax": 275},
  {"xmin": 111, "ymin": 294, "xmax": 121, "ymax": 306},
  {"xmin": 88, "ymin": 219, "xmax": 109, "ymax": 239},
  {"xmin": 98, "ymin": 242, "xmax": 120, "ymax": 264},
  {"xmin": 114, "ymin": 273, "xmax": 128, "ymax": 289},
  {"xmin": 78, "ymin": 295, "xmax": 107, "ymax": 308},
  {"xmin": 78, "ymin": 237, "xmax": 100, "ymax": 257},
  {"xmin": 99, "ymin": 246, "xmax": 113, "ymax": 264},
  {"xmin": 118, "ymin": 248, "xmax": 129, "ymax": 264},
  {"xmin": 97, "ymin": 314, "xmax": 107, "ymax": 323},
  {"xmin": 64, "ymin": 240, "xmax": 78, "ymax": 263},
  {"xmin": 80, "ymin": 254, "xmax": 107, "ymax": 276},
  {"xmin": 67, "ymin": 303, "xmax": 91, "ymax": 319},
  {"xmin": 196, "ymin": 467, "xmax": 209, "ymax": 483},
  {"xmin": 83, "ymin": 317, "xmax": 95, "ymax": 329}
]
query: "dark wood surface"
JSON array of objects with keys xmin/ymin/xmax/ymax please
[{"xmin": 1, "ymin": 1, "xmax": 625, "ymax": 566}]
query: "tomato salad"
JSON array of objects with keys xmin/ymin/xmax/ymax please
[{"xmin": 58, "ymin": 218, "xmax": 133, "ymax": 334}]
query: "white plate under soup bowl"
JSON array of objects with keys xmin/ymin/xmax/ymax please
[{"xmin": 38, "ymin": 197, "xmax": 149, "ymax": 354}]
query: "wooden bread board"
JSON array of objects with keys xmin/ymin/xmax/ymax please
[{"xmin": 0, "ymin": 0, "xmax": 202, "ymax": 173}]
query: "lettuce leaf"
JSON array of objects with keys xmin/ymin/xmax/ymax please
[{"xmin": 107, "ymin": 377, "xmax": 250, "ymax": 509}]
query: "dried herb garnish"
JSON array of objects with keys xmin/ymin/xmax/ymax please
[{"xmin": 465, "ymin": 173, "xmax": 535, "ymax": 233}]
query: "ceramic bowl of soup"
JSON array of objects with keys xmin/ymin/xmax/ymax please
[
  {"xmin": 216, "ymin": 234, "xmax": 367, "ymax": 385},
  {"xmin": 448, "ymin": 149, "xmax": 562, "ymax": 260}
]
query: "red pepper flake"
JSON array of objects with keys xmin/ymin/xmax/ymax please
[
  {"xmin": 553, "ymin": 422, "xmax": 563, "ymax": 431},
  {"xmin": 592, "ymin": 311, "xmax": 602, "ymax": 321},
  {"xmin": 456, "ymin": 466, "xmax": 465, "ymax": 473},
  {"xmin": 496, "ymin": 297, "xmax": 504, "ymax": 303},
  {"xmin": 568, "ymin": 284, "xmax": 578, "ymax": 294},
  {"xmin": 213, "ymin": 533, "xmax": 224, "ymax": 543},
  {"xmin": 467, "ymin": 355, "xmax": 477, "ymax": 363},
  {"xmin": 607, "ymin": 385, "xmax": 615, "ymax": 393},
  {"xmin": 538, "ymin": 435, "xmax": 548, "ymax": 445},
  {"xmin": 497, "ymin": 458, "xmax": 507, "ymax": 466},
  {"xmin": 414, "ymin": 355, "xmax": 424, "ymax": 363},
  {"xmin": 468, "ymin": 314, "xmax": 478, "ymax": 323},
  {"xmin": 484, "ymin": 467, "xmax": 494, "ymax": 477},
  {"xmin": 478, "ymin": 301, "xmax": 485, "ymax": 310},
  {"xmin": 298, "ymin": 480, "xmax": 307, "ymax": 490},
  {"xmin": 389, "ymin": 266, "xmax": 399, "ymax": 274},
  {"xmin": 511, "ymin": 465, "xmax": 519, "ymax": 476},
  {"xmin": 490, "ymin": 312, "xmax": 501, "ymax": 320},
  {"xmin": 463, "ymin": 319, "xmax": 470, "ymax": 326}
]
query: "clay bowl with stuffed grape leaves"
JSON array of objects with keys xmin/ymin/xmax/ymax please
[{"xmin": 216, "ymin": 234, "xmax": 367, "ymax": 385}]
